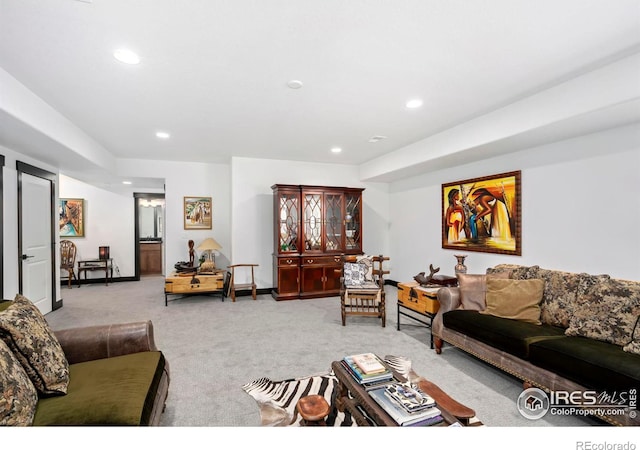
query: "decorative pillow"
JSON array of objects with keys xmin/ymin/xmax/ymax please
[
  {"xmin": 356, "ymin": 255, "xmax": 374, "ymax": 281},
  {"xmin": 344, "ymin": 263, "xmax": 366, "ymax": 286},
  {"xmin": 566, "ymin": 278, "xmax": 640, "ymax": 347},
  {"xmin": 510, "ymin": 265, "xmax": 541, "ymax": 280},
  {"xmin": 537, "ymin": 269, "xmax": 582, "ymax": 328},
  {"xmin": 457, "ymin": 272, "xmax": 510, "ymax": 311},
  {"xmin": 485, "ymin": 264, "xmax": 520, "ymax": 277},
  {"xmin": 623, "ymin": 316, "xmax": 640, "ymax": 355},
  {"xmin": 480, "ymin": 278, "xmax": 545, "ymax": 325},
  {"xmin": 0, "ymin": 294, "xmax": 69, "ymax": 395},
  {"xmin": 0, "ymin": 338, "xmax": 38, "ymax": 426}
]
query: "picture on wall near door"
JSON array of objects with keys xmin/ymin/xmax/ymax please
[
  {"xmin": 184, "ymin": 196, "xmax": 212, "ymax": 230},
  {"xmin": 442, "ymin": 170, "xmax": 521, "ymax": 255},
  {"xmin": 59, "ymin": 198, "xmax": 85, "ymax": 237}
]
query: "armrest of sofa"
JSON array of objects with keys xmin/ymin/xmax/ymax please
[
  {"xmin": 432, "ymin": 287, "xmax": 461, "ymax": 338},
  {"xmin": 54, "ymin": 321, "xmax": 159, "ymax": 365}
]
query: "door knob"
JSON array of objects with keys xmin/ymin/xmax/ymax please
[{"xmin": 21, "ymin": 254, "xmax": 34, "ymax": 260}]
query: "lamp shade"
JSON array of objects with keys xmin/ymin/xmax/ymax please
[{"xmin": 197, "ymin": 237, "xmax": 222, "ymax": 251}]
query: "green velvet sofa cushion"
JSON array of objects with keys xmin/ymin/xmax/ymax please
[
  {"xmin": 528, "ymin": 336, "xmax": 640, "ymax": 391},
  {"xmin": 443, "ymin": 310, "xmax": 566, "ymax": 359},
  {"xmin": 33, "ymin": 351, "xmax": 166, "ymax": 426}
]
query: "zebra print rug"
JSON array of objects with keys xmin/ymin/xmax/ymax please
[{"xmin": 241, "ymin": 355, "xmax": 413, "ymax": 426}]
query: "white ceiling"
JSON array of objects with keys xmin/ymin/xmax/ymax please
[{"xmin": 1, "ymin": 0, "xmax": 639, "ymax": 188}]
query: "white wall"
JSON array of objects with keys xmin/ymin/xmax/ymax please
[
  {"xmin": 59, "ymin": 174, "xmax": 135, "ymax": 279},
  {"xmin": 388, "ymin": 124, "xmax": 640, "ymax": 282},
  {"xmin": 230, "ymin": 157, "xmax": 390, "ymax": 287}
]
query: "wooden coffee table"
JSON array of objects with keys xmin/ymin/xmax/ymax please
[
  {"xmin": 164, "ymin": 270, "xmax": 225, "ymax": 306},
  {"xmin": 331, "ymin": 359, "xmax": 478, "ymax": 426}
]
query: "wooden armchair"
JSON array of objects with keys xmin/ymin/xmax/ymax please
[
  {"xmin": 339, "ymin": 254, "xmax": 390, "ymax": 327},
  {"xmin": 60, "ymin": 240, "xmax": 77, "ymax": 289}
]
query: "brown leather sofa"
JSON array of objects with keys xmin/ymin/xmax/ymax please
[{"xmin": 39, "ymin": 321, "xmax": 170, "ymax": 425}]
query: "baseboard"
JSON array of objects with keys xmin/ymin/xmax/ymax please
[{"xmin": 60, "ymin": 276, "xmax": 137, "ymax": 287}]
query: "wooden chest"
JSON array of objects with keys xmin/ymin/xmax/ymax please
[
  {"xmin": 397, "ymin": 281, "xmax": 440, "ymax": 315},
  {"xmin": 165, "ymin": 272, "xmax": 224, "ymax": 294}
]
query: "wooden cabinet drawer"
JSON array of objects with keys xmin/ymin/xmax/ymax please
[
  {"xmin": 301, "ymin": 256, "xmax": 342, "ymax": 266},
  {"xmin": 165, "ymin": 274, "xmax": 223, "ymax": 293},
  {"xmin": 397, "ymin": 282, "xmax": 440, "ymax": 315},
  {"xmin": 278, "ymin": 257, "xmax": 300, "ymax": 266}
]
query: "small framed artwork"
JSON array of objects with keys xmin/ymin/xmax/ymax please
[
  {"xmin": 442, "ymin": 170, "xmax": 521, "ymax": 255},
  {"xmin": 184, "ymin": 196, "xmax": 212, "ymax": 230},
  {"xmin": 59, "ymin": 198, "xmax": 85, "ymax": 237}
]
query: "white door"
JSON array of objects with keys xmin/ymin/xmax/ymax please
[{"xmin": 21, "ymin": 173, "xmax": 53, "ymax": 314}]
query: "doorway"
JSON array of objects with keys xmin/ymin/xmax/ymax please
[
  {"xmin": 17, "ymin": 161, "xmax": 58, "ymax": 314},
  {"xmin": 134, "ymin": 193, "xmax": 165, "ymax": 279}
]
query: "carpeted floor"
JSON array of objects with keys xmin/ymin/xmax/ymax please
[{"xmin": 46, "ymin": 276, "xmax": 602, "ymax": 427}]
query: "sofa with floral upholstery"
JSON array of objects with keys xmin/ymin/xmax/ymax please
[
  {"xmin": 0, "ymin": 295, "xmax": 169, "ymax": 426},
  {"xmin": 432, "ymin": 264, "xmax": 640, "ymax": 426}
]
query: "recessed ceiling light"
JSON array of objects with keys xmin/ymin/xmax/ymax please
[
  {"xmin": 287, "ymin": 80, "xmax": 304, "ymax": 89},
  {"xmin": 113, "ymin": 49, "xmax": 140, "ymax": 65},
  {"xmin": 331, "ymin": 147, "xmax": 342, "ymax": 153},
  {"xmin": 155, "ymin": 131, "xmax": 170, "ymax": 139},
  {"xmin": 122, "ymin": 181, "xmax": 132, "ymax": 185},
  {"xmin": 368, "ymin": 135, "xmax": 387, "ymax": 143},
  {"xmin": 406, "ymin": 99, "xmax": 423, "ymax": 109}
]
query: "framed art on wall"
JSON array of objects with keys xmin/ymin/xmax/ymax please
[
  {"xmin": 59, "ymin": 198, "xmax": 85, "ymax": 237},
  {"xmin": 442, "ymin": 170, "xmax": 521, "ymax": 255},
  {"xmin": 184, "ymin": 196, "xmax": 212, "ymax": 230}
]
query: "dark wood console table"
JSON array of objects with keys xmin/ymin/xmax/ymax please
[{"xmin": 78, "ymin": 258, "xmax": 113, "ymax": 286}]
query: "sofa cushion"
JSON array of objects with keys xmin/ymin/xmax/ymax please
[
  {"xmin": 33, "ymin": 351, "xmax": 166, "ymax": 426},
  {"xmin": 0, "ymin": 295, "xmax": 70, "ymax": 395},
  {"xmin": 510, "ymin": 265, "xmax": 540, "ymax": 280},
  {"xmin": 0, "ymin": 338, "xmax": 38, "ymax": 426},
  {"xmin": 529, "ymin": 336, "xmax": 640, "ymax": 391},
  {"xmin": 356, "ymin": 255, "xmax": 374, "ymax": 281},
  {"xmin": 457, "ymin": 272, "xmax": 510, "ymax": 311},
  {"xmin": 566, "ymin": 278, "xmax": 640, "ymax": 347},
  {"xmin": 480, "ymin": 278, "xmax": 545, "ymax": 325},
  {"xmin": 443, "ymin": 310, "xmax": 566, "ymax": 359},
  {"xmin": 536, "ymin": 269, "xmax": 581, "ymax": 328}
]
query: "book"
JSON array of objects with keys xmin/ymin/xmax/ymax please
[
  {"xmin": 384, "ymin": 382, "xmax": 436, "ymax": 412},
  {"xmin": 407, "ymin": 414, "xmax": 445, "ymax": 427},
  {"xmin": 368, "ymin": 387, "xmax": 441, "ymax": 426},
  {"xmin": 340, "ymin": 360, "xmax": 393, "ymax": 387},
  {"xmin": 351, "ymin": 353, "xmax": 387, "ymax": 374}
]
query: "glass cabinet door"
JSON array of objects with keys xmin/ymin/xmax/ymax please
[
  {"xmin": 324, "ymin": 193, "xmax": 343, "ymax": 252},
  {"xmin": 303, "ymin": 193, "xmax": 322, "ymax": 251},
  {"xmin": 278, "ymin": 192, "xmax": 299, "ymax": 253},
  {"xmin": 344, "ymin": 193, "xmax": 362, "ymax": 251}
]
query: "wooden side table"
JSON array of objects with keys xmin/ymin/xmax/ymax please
[
  {"xmin": 396, "ymin": 281, "xmax": 442, "ymax": 349},
  {"xmin": 77, "ymin": 258, "xmax": 113, "ymax": 287},
  {"xmin": 164, "ymin": 270, "xmax": 225, "ymax": 306}
]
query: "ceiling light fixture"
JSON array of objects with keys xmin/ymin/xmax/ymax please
[
  {"xmin": 155, "ymin": 131, "xmax": 170, "ymax": 139},
  {"xmin": 406, "ymin": 99, "xmax": 423, "ymax": 109},
  {"xmin": 113, "ymin": 49, "xmax": 140, "ymax": 65},
  {"xmin": 287, "ymin": 80, "xmax": 303, "ymax": 89},
  {"xmin": 331, "ymin": 147, "xmax": 342, "ymax": 153},
  {"xmin": 122, "ymin": 181, "xmax": 132, "ymax": 185},
  {"xmin": 368, "ymin": 135, "xmax": 387, "ymax": 143}
]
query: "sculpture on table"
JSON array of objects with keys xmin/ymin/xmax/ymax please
[
  {"xmin": 413, "ymin": 264, "xmax": 440, "ymax": 287},
  {"xmin": 188, "ymin": 240, "xmax": 196, "ymax": 266}
]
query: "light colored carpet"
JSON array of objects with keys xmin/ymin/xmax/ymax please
[{"xmin": 46, "ymin": 276, "xmax": 601, "ymax": 427}]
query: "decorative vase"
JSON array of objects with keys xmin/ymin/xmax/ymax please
[{"xmin": 454, "ymin": 255, "xmax": 468, "ymax": 274}]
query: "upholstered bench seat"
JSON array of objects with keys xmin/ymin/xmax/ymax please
[
  {"xmin": 33, "ymin": 351, "xmax": 166, "ymax": 426},
  {"xmin": 529, "ymin": 336, "xmax": 640, "ymax": 391},
  {"xmin": 443, "ymin": 310, "xmax": 566, "ymax": 359}
]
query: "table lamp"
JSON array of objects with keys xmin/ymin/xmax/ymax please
[{"xmin": 197, "ymin": 237, "xmax": 222, "ymax": 273}]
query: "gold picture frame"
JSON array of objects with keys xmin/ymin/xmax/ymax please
[
  {"xmin": 442, "ymin": 171, "xmax": 521, "ymax": 255},
  {"xmin": 184, "ymin": 196, "xmax": 212, "ymax": 230},
  {"xmin": 59, "ymin": 198, "xmax": 85, "ymax": 237}
]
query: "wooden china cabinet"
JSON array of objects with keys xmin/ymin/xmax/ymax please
[{"xmin": 271, "ymin": 184, "xmax": 364, "ymax": 300}]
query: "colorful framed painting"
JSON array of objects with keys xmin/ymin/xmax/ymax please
[
  {"xmin": 442, "ymin": 170, "xmax": 521, "ymax": 255},
  {"xmin": 184, "ymin": 196, "xmax": 212, "ymax": 230},
  {"xmin": 59, "ymin": 198, "xmax": 85, "ymax": 237}
]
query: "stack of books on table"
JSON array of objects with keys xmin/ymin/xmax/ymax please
[
  {"xmin": 341, "ymin": 353, "xmax": 394, "ymax": 389},
  {"xmin": 368, "ymin": 382, "xmax": 444, "ymax": 426}
]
